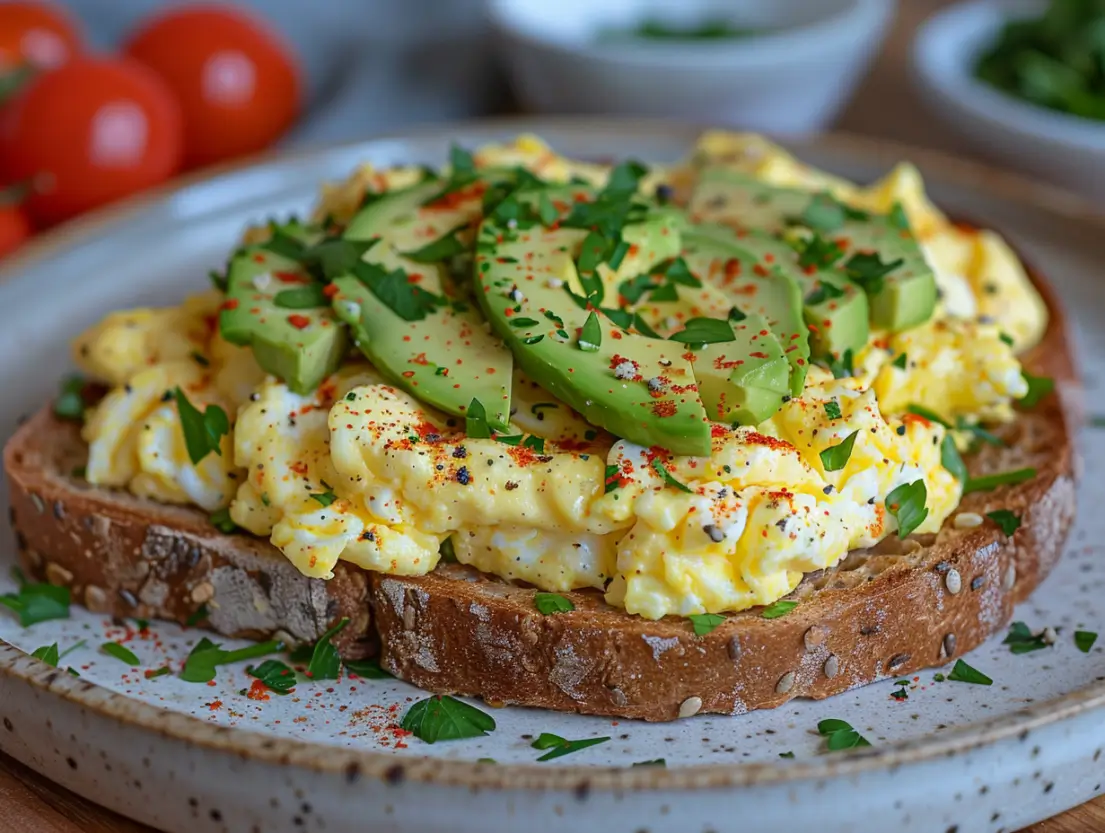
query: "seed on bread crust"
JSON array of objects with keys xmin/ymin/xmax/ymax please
[
  {"xmin": 823, "ymin": 655, "xmax": 840, "ymax": 679},
  {"xmin": 678, "ymin": 696, "xmax": 702, "ymax": 718},
  {"xmin": 945, "ymin": 569, "xmax": 963, "ymax": 594},
  {"xmin": 775, "ymin": 671, "xmax": 796, "ymax": 694}
]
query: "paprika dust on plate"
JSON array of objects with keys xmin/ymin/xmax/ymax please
[
  {"xmin": 124, "ymin": 5, "xmax": 301, "ymax": 170},
  {"xmin": 0, "ymin": 56, "xmax": 183, "ymax": 226}
]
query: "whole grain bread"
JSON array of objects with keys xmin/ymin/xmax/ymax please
[{"xmin": 3, "ymin": 268, "xmax": 1077, "ymax": 720}]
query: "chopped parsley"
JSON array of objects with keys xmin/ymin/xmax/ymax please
[
  {"xmin": 180, "ymin": 637, "xmax": 284, "ymax": 683},
  {"xmin": 891, "ymin": 353, "xmax": 908, "ymax": 370},
  {"xmin": 537, "ymin": 192, "xmax": 559, "ymax": 226},
  {"xmin": 531, "ymin": 732, "xmax": 611, "ymax": 762},
  {"xmin": 344, "ymin": 657, "xmax": 394, "ymax": 679},
  {"xmin": 185, "ymin": 604, "xmax": 208, "ymax": 627},
  {"xmin": 465, "ymin": 397, "xmax": 491, "ymax": 438},
  {"xmin": 947, "ymin": 659, "xmax": 993, "ymax": 685},
  {"xmin": 402, "ymin": 225, "xmax": 469, "ymax": 263},
  {"xmin": 819, "ymin": 430, "xmax": 858, "ymax": 472},
  {"xmin": 247, "ymin": 659, "xmax": 298, "ymax": 694},
  {"xmin": 534, "ymin": 592, "xmax": 575, "ymax": 615},
  {"xmin": 804, "ymin": 280, "xmax": 844, "ymax": 306},
  {"xmin": 306, "ymin": 618, "xmax": 349, "ymax": 680},
  {"xmin": 174, "ymin": 387, "xmax": 229, "ymax": 465},
  {"xmin": 888, "ymin": 202, "xmax": 910, "ymax": 231},
  {"xmin": 779, "ymin": 751, "xmax": 795, "ymax": 759},
  {"xmin": 823, "ymin": 399, "xmax": 842, "ymax": 421},
  {"xmin": 651, "ymin": 458, "xmax": 693, "ymax": 493},
  {"xmin": 190, "ymin": 350, "xmax": 210, "ymax": 367},
  {"xmin": 54, "ymin": 375, "xmax": 87, "ymax": 421},
  {"xmin": 687, "ymin": 613, "xmax": 725, "ymax": 636},
  {"xmin": 523, "ymin": 435, "xmax": 546, "ymax": 453},
  {"xmin": 579, "ymin": 310, "xmax": 602, "ymax": 352},
  {"xmin": 963, "ymin": 467, "xmax": 1036, "ymax": 494},
  {"xmin": 31, "ymin": 643, "xmax": 59, "ymax": 666},
  {"xmin": 401, "ymin": 695, "xmax": 496, "ymax": 743},
  {"xmin": 1003, "ymin": 621, "xmax": 1050, "ymax": 654},
  {"xmin": 818, "ymin": 718, "xmax": 871, "ymax": 751},
  {"xmin": 941, "ymin": 435, "xmax": 967, "ymax": 482},
  {"xmin": 633, "ymin": 759, "xmax": 667, "ymax": 767},
  {"xmin": 1076, "ymin": 631, "xmax": 1098, "ymax": 653},
  {"xmin": 310, "ymin": 486, "xmax": 338, "ymax": 507},
  {"xmin": 668, "ymin": 316, "xmax": 736, "ymax": 345},
  {"xmin": 101, "ymin": 642, "xmax": 140, "ymax": 666},
  {"xmin": 761, "ymin": 600, "xmax": 798, "ymax": 619},
  {"xmin": 1018, "ymin": 372, "xmax": 1054, "ymax": 408},
  {"xmin": 209, "ymin": 506, "xmax": 238, "ymax": 533},
  {"xmin": 886, "ymin": 479, "xmax": 928, "ymax": 539},
  {"xmin": 844, "ymin": 252, "xmax": 903, "ymax": 295},
  {"xmin": 827, "ymin": 348, "xmax": 854, "ymax": 379},
  {"xmin": 797, "ymin": 234, "xmax": 845, "ymax": 269},
  {"xmin": 956, "ymin": 416, "xmax": 1005, "ymax": 447},
  {"xmin": 272, "ymin": 284, "xmax": 329, "ymax": 309},
  {"xmin": 604, "ymin": 464, "xmax": 623, "ymax": 494},
  {"xmin": 353, "ymin": 260, "xmax": 444, "ymax": 322},
  {"xmin": 0, "ymin": 571, "xmax": 70, "ymax": 626},
  {"xmin": 906, "ymin": 403, "xmax": 949, "ymax": 427},
  {"xmin": 986, "ymin": 509, "xmax": 1021, "ymax": 537}
]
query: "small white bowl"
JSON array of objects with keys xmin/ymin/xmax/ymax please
[
  {"xmin": 488, "ymin": 0, "xmax": 894, "ymax": 135},
  {"xmin": 914, "ymin": 0, "xmax": 1105, "ymax": 198}
]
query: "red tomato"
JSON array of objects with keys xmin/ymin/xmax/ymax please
[
  {"xmin": 0, "ymin": 56, "xmax": 183, "ymax": 226},
  {"xmin": 0, "ymin": 202, "xmax": 31, "ymax": 259},
  {"xmin": 0, "ymin": 1, "xmax": 82, "ymax": 73},
  {"xmin": 124, "ymin": 5, "xmax": 300, "ymax": 170}
]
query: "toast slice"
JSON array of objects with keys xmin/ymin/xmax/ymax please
[{"xmin": 4, "ymin": 267, "xmax": 1078, "ymax": 721}]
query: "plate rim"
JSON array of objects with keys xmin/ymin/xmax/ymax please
[{"xmin": 0, "ymin": 115, "xmax": 1098, "ymax": 793}]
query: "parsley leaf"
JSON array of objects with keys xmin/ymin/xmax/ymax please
[
  {"xmin": 273, "ymin": 284, "xmax": 330, "ymax": 309},
  {"xmin": 941, "ymin": 435, "xmax": 967, "ymax": 482},
  {"xmin": 892, "ymin": 353, "xmax": 908, "ymax": 370},
  {"xmin": 651, "ymin": 458, "xmax": 693, "ymax": 493},
  {"xmin": 668, "ymin": 317, "xmax": 735, "ymax": 345},
  {"xmin": 531, "ymin": 732, "xmax": 611, "ymax": 762},
  {"xmin": 174, "ymin": 387, "xmax": 229, "ymax": 465},
  {"xmin": 687, "ymin": 613, "xmax": 725, "ymax": 635},
  {"xmin": 344, "ymin": 657, "xmax": 393, "ymax": 679},
  {"xmin": 618, "ymin": 273, "xmax": 660, "ymax": 305},
  {"xmin": 797, "ymin": 234, "xmax": 845, "ymax": 269},
  {"xmin": 906, "ymin": 403, "xmax": 950, "ymax": 427},
  {"xmin": 987, "ymin": 509, "xmax": 1021, "ymax": 536},
  {"xmin": 633, "ymin": 759, "xmax": 666, "ymax": 767},
  {"xmin": 537, "ymin": 192, "xmax": 559, "ymax": 226},
  {"xmin": 466, "ymin": 397, "xmax": 491, "ymax": 438},
  {"xmin": 602, "ymin": 160, "xmax": 648, "ymax": 199},
  {"xmin": 209, "ymin": 506, "xmax": 238, "ymax": 534},
  {"xmin": 1003, "ymin": 621, "xmax": 1049, "ymax": 654},
  {"xmin": 885, "ymin": 479, "xmax": 929, "ymax": 538},
  {"xmin": 888, "ymin": 202, "xmax": 910, "ymax": 230},
  {"xmin": 579, "ymin": 311, "xmax": 602, "ymax": 352},
  {"xmin": 54, "ymin": 375, "xmax": 87, "ymax": 421},
  {"xmin": 310, "ymin": 487, "xmax": 338, "ymax": 507},
  {"xmin": 403, "ymin": 225, "xmax": 469, "ymax": 263},
  {"xmin": 450, "ymin": 144, "xmax": 476, "ymax": 176},
  {"xmin": 823, "ymin": 400, "xmax": 843, "ymax": 421},
  {"xmin": 247, "ymin": 659, "xmax": 298, "ymax": 694},
  {"xmin": 947, "ymin": 659, "xmax": 993, "ymax": 685},
  {"xmin": 306, "ymin": 618, "xmax": 349, "ymax": 680},
  {"xmin": 828, "ymin": 348, "xmax": 854, "ymax": 379},
  {"xmin": 956, "ymin": 416, "xmax": 1005, "ymax": 447},
  {"xmin": 1019, "ymin": 372, "xmax": 1054, "ymax": 408},
  {"xmin": 1076, "ymin": 631, "xmax": 1098, "ymax": 653},
  {"xmin": 798, "ymin": 193, "xmax": 846, "ymax": 232},
  {"xmin": 844, "ymin": 252, "xmax": 902, "ymax": 294},
  {"xmin": 604, "ymin": 464, "xmax": 623, "ymax": 494},
  {"xmin": 353, "ymin": 261, "xmax": 443, "ymax": 322},
  {"xmin": 761, "ymin": 600, "xmax": 798, "ymax": 619},
  {"xmin": 101, "ymin": 642, "xmax": 140, "ymax": 666},
  {"xmin": 804, "ymin": 280, "xmax": 844, "ymax": 306},
  {"xmin": 818, "ymin": 718, "xmax": 872, "ymax": 751},
  {"xmin": 31, "ymin": 643, "xmax": 59, "ymax": 666},
  {"xmin": 180, "ymin": 637, "xmax": 284, "ymax": 683},
  {"xmin": 0, "ymin": 574, "xmax": 70, "ymax": 627},
  {"xmin": 820, "ymin": 430, "xmax": 859, "ymax": 472},
  {"xmin": 522, "ymin": 435, "xmax": 546, "ymax": 453},
  {"xmin": 301, "ymin": 237, "xmax": 377, "ymax": 281},
  {"xmin": 534, "ymin": 592, "xmax": 575, "ymax": 615},
  {"xmin": 401, "ymin": 695, "xmax": 496, "ymax": 743},
  {"xmin": 964, "ymin": 467, "xmax": 1036, "ymax": 494}
]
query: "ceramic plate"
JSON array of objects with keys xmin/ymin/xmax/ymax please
[{"xmin": 0, "ymin": 119, "xmax": 1102, "ymax": 833}]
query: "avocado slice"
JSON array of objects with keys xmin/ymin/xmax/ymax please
[
  {"xmin": 679, "ymin": 230, "xmax": 813, "ymax": 395},
  {"xmin": 220, "ymin": 222, "xmax": 348, "ymax": 395},
  {"xmin": 474, "ymin": 186, "xmax": 711, "ymax": 456},
  {"xmin": 691, "ymin": 169, "xmax": 936, "ymax": 333},
  {"xmin": 693, "ymin": 314, "xmax": 792, "ymax": 426},
  {"xmin": 335, "ymin": 179, "xmax": 513, "ymax": 429}
]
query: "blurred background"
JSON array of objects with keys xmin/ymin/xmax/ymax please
[{"xmin": 2, "ymin": 0, "xmax": 1104, "ymax": 261}]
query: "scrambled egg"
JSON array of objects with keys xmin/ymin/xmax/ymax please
[{"xmin": 72, "ymin": 134, "xmax": 1047, "ymax": 620}]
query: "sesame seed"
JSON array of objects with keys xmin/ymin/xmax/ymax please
[
  {"xmin": 943, "ymin": 632, "xmax": 957, "ymax": 658},
  {"xmin": 678, "ymin": 696, "xmax": 702, "ymax": 718},
  {"xmin": 945, "ymin": 569, "xmax": 962, "ymax": 594},
  {"xmin": 954, "ymin": 512, "xmax": 983, "ymax": 529},
  {"xmin": 804, "ymin": 625, "xmax": 828, "ymax": 651},
  {"xmin": 775, "ymin": 671, "xmax": 796, "ymax": 695}
]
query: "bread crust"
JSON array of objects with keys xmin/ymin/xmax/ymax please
[{"xmin": 3, "ymin": 266, "xmax": 1076, "ymax": 720}]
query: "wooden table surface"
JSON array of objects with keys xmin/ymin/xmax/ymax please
[{"xmin": 1, "ymin": 1, "xmax": 1101, "ymax": 831}]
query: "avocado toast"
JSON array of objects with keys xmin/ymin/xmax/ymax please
[{"xmin": 3, "ymin": 133, "xmax": 1077, "ymax": 721}]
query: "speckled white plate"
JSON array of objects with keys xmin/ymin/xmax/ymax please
[{"xmin": 0, "ymin": 119, "xmax": 1102, "ymax": 833}]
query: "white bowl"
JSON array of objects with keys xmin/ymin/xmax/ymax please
[
  {"xmin": 488, "ymin": 0, "xmax": 894, "ymax": 135},
  {"xmin": 914, "ymin": 0, "xmax": 1105, "ymax": 198}
]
